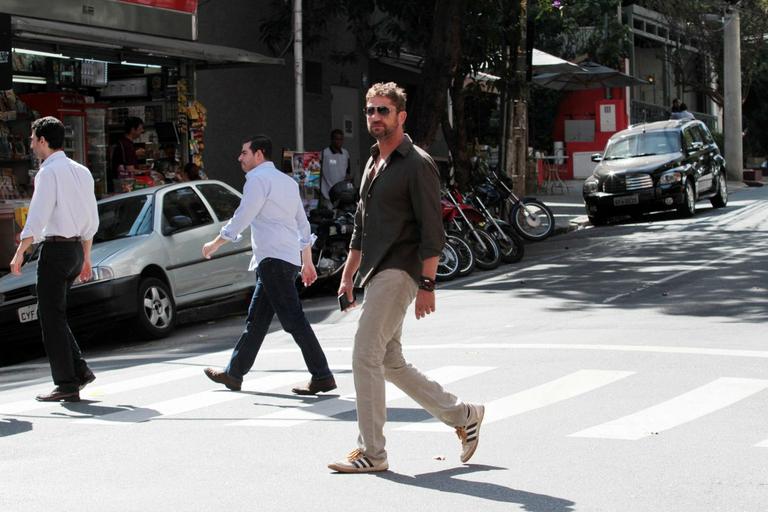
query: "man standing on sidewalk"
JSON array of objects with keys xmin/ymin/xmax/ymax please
[
  {"xmin": 202, "ymin": 135, "xmax": 336, "ymax": 396},
  {"xmin": 328, "ymin": 83, "xmax": 484, "ymax": 473},
  {"xmin": 9, "ymin": 116, "xmax": 99, "ymax": 402}
]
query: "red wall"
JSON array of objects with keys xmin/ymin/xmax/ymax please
[{"xmin": 551, "ymin": 88, "xmax": 628, "ymax": 178}]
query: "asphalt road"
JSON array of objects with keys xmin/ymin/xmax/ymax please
[{"xmin": 1, "ymin": 186, "xmax": 767, "ymax": 512}]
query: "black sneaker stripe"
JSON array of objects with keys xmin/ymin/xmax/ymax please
[
  {"xmin": 362, "ymin": 457, "xmax": 372, "ymax": 468},
  {"xmin": 352, "ymin": 460, "xmax": 362, "ymax": 469}
]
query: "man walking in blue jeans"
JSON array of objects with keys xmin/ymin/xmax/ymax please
[{"xmin": 202, "ymin": 135, "xmax": 336, "ymax": 395}]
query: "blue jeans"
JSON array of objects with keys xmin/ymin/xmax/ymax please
[{"xmin": 225, "ymin": 258, "xmax": 332, "ymax": 382}]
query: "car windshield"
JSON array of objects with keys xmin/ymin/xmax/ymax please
[
  {"xmin": 603, "ymin": 130, "xmax": 681, "ymax": 160},
  {"xmin": 93, "ymin": 195, "xmax": 154, "ymax": 244}
]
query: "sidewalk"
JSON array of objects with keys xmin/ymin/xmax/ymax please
[{"xmin": 532, "ymin": 179, "xmax": 589, "ymax": 234}]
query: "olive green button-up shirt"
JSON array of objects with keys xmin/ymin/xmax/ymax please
[{"xmin": 350, "ymin": 134, "xmax": 445, "ymax": 288}]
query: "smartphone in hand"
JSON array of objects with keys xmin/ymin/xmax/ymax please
[{"xmin": 338, "ymin": 291, "xmax": 356, "ymax": 311}]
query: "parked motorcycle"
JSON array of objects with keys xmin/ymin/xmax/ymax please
[
  {"xmin": 472, "ymin": 157, "xmax": 555, "ymax": 241},
  {"xmin": 466, "ymin": 185, "xmax": 525, "ymax": 264},
  {"xmin": 441, "ymin": 188, "xmax": 501, "ymax": 271},
  {"xmin": 305, "ymin": 180, "xmax": 358, "ymax": 288}
]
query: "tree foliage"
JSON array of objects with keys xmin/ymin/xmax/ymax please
[{"xmin": 635, "ymin": 0, "xmax": 768, "ymax": 106}]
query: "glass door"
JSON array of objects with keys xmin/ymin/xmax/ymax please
[
  {"xmin": 61, "ymin": 112, "xmax": 85, "ymax": 165},
  {"xmin": 85, "ymin": 107, "xmax": 108, "ymax": 196}
]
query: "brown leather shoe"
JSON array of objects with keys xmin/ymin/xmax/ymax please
[
  {"xmin": 292, "ymin": 376, "xmax": 337, "ymax": 395},
  {"xmin": 79, "ymin": 369, "xmax": 96, "ymax": 391},
  {"xmin": 35, "ymin": 387, "xmax": 80, "ymax": 402},
  {"xmin": 203, "ymin": 367, "xmax": 242, "ymax": 391}
]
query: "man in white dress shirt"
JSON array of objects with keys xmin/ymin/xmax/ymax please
[
  {"xmin": 201, "ymin": 135, "xmax": 336, "ymax": 395},
  {"xmin": 9, "ymin": 116, "xmax": 99, "ymax": 402},
  {"xmin": 320, "ymin": 129, "xmax": 351, "ymax": 206}
]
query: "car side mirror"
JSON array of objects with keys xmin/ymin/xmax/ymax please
[
  {"xmin": 163, "ymin": 215, "xmax": 194, "ymax": 235},
  {"xmin": 591, "ymin": 153, "xmax": 603, "ymax": 162},
  {"xmin": 688, "ymin": 141, "xmax": 703, "ymax": 152}
]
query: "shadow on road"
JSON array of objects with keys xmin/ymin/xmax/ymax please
[
  {"xmin": 0, "ymin": 418, "xmax": 32, "ymax": 437},
  {"xmin": 460, "ymin": 205, "xmax": 768, "ymax": 323},
  {"xmin": 377, "ymin": 465, "xmax": 575, "ymax": 511}
]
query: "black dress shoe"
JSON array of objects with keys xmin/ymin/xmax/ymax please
[
  {"xmin": 79, "ymin": 370, "xmax": 96, "ymax": 391},
  {"xmin": 203, "ymin": 368, "xmax": 242, "ymax": 391},
  {"xmin": 35, "ymin": 387, "xmax": 80, "ymax": 402},
  {"xmin": 292, "ymin": 376, "xmax": 337, "ymax": 395}
]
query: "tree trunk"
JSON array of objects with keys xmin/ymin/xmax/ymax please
[
  {"xmin": 504, "ymin": 0, "xmax": 528, "ymax": 196},
  {"xmin": 413, "ymin": 0, "xmax": 465, "ymax": 150},
  {"xmin": 442, "ymin": 71, "xmax": 471, "ymax": 191}
]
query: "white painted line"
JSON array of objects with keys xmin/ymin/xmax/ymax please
[
  {"xmin": 570, "ymin": 377, "xmax": 768, "ymax": 440},
  {"xmin": 0, "ymin": 366, "xmax": 209, "ymax": 415},
  {"xmin": 755, "ymin": 439, "xmax": 768, "ymax": 448},
  {"xmin": 77, "ymin": 371, "xmax": 309, "ymax": 425},
  {"xmin": 399, "ymin": 369, "xmax": 633, "ymax": 432},
  {"xmin": 228, "ymin": 365, "xmax": 495, "ymax": 428}
]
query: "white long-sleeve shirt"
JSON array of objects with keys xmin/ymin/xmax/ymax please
[
  {"xmin": 219, "ymin": 160, "xmax": 314, "ymax": 270},
  {"xmin": 20, "ymin": 151, "xmax": 99, "ymax": 243}
]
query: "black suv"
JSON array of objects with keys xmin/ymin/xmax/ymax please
[{"xmin": 583, "ymin": 119, "xmax": 727, "ymax": 225}]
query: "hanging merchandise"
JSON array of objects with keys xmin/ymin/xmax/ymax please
[{"xmin": 186, "ymin": 99, "xmax": 206, "ymax": 172}]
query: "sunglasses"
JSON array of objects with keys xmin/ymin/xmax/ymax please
[{"xmin": 363, "ymin": 106, "xmax": 394, "ymax": 116}]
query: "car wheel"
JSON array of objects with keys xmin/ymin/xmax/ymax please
[
  {"xmin": 710, "ymin": 173, "xmax": 728, "ymax": 208},
  {"xmin": 136, "ymin": 277, "xmax": 176, "ymax": 339},
  {"xmin": 677, "ymin": 181, "xmax": 695, "ymax": 217}
]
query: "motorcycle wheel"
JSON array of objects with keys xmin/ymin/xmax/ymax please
[
  {"xmin": 509, "ymin": 199, "xmax": 555, "ymax": 241},
  {"xmin": 491, "ymin": 223, "xmax": 525, "ymax": 264},
  {"xmin": 446, "ymin": 233, "xmax": 475, "ymax": 277},
  {"xmin": 466, "ymin": 228, "xmax": 501, "ymax": 271},
  {"xmin": 436, "ymin": 242, "xmax": 460, "ymax": 282}
]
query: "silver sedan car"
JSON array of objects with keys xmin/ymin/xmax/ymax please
[{"xmin": 0, "ymin": 180, "xmax": 254, "ymax": 347}]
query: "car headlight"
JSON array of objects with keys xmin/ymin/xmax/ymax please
[
  {"xmin": 583, "ymin": 177, "xmax": 599, "ymax": 194},
  {"xmin": 659, "ymin": 168, "xmax": 684, "ymax": 185},
  {"xmin": 72, "ymin": 266, "xmax": 115, "ymax": 287}
]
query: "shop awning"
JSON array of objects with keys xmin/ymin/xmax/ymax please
[{"xmin": 11, "ymin": 16, "xmax": 284, "ymax": 67}]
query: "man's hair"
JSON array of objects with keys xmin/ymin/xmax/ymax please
[
  {"xmin": 124, "ymin": 117, "xmax": 144, "ymax": 134},
  {"xmin": 244, "ymin": 135, "xmax": 272, "ymax": 160},
  {"xmin": 31, "ymin": 116, "xmax": 65, "ymax": 150},
  {"xmin": 330, "ymin": 128, "xmax": 344, "ymax": 139},
  {"xmin": 365, "ymin": 82, "xmax": 407, "ymax": 112},
  {"xmin": 679, "ymin": 102, "xmax": 688, "ymax": 111}
]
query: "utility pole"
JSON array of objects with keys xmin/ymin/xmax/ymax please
[
  {"xmin": 294, "ymin": 0, "xmax": 304, "ymax": 152},
  {"xmin": 723, "ymin": 5, "xmax": 742, "ymax": 181},
  {"xmin": 504, "ymin": 0, "xmax": 528, "ymax": 196}
]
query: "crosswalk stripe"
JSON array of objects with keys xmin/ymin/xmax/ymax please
[
  {"xmin": 228, "ymin": 365, "xmax": 495, "ymax": 428},
  {"xmin": 77, "ymin": 371, "xmax": 310, "ymax": 425},
  {"xmin": 570, "ymin": 377, "xmax": 768, "ymax": 440},
  {"xmin": 398, "ymin": 369, "xmax": 634, "ymax": 432},
  {"xmin": 0, "ymin": 366, "xmax": 210, "ymax": 416},
  {"xmin": 754, "ymin": 439, "xmax": 768, "ymax": 448}
]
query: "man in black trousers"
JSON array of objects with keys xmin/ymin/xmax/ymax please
[{"xmin": 9, "ymin": 116, "xmax": 100, "ymax": 402}]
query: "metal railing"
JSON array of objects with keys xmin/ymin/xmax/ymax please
[{"xmin": 630, "ymin": 100, "xmax": 719, "ymax": 132}]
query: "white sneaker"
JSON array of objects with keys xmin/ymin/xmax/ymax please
[
  {"xmin": 456, "ymin": 404, "xmax": 484, "ymax": 463},
  {"xmin": 328, "ymin": 449, "xmax": 389, "ymax": 473}
]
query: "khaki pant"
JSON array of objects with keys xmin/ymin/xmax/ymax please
[{"xmin": 353, "ymin": 269, "xmax": 467, "ymax": 462}]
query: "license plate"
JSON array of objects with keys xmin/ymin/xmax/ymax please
[
  {"xmin": 17, "ymin": 304, "xmax": 38, "ymax": 323},
  {"xmin": 613, "ymin": 194, "xmax": 639, "ymax": 206}
]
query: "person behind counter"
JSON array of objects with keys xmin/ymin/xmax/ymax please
[{"xmin": 109, "ymin": 117, "xmax": 144, "ymax": 193}]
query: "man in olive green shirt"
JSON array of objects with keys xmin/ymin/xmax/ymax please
[{"xmin": 328, "ymin": 82, "xmax": 485, "ymax": 474}]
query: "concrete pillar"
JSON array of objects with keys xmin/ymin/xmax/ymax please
[{"xmin": 723, "ymin": 7, "xmax": 742, "ymax": 180}]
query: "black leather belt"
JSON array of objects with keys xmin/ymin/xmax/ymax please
[{"xmin": 44, "ymin": 236, "xmax": 81, "ymax": 242}]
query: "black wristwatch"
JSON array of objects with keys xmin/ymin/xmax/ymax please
[{"xmin": 418, "ymin": 276, "xmax": 436, "ymax": 292}]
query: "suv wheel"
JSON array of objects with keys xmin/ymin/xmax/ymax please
[
  {"xmin": 710, "ymin": 173, "xmax": 728, "ymax": 208},
  {"xmin": 677, "ymin": 181, "xmax": 696, "ymax": 217},
  {"xmin": 136, "ymin": 277, "xmax": 176, "ymax": 339}
]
